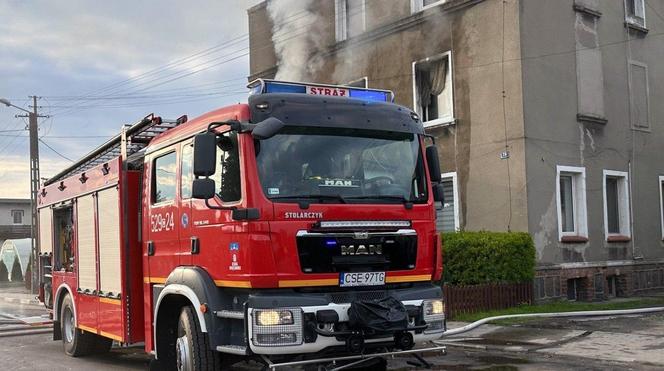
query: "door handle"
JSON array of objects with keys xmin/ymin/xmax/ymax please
[
  {"xmin": 147, "ymin": 241, "xmax": 155, "ymax": 256},
  {"xmin": 190, "ymin": 237, "xmax": 200, "ymax": 255}
]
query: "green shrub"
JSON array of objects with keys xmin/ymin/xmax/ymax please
[{"xmin": 442, "ymin": 231, "xmax": 535, "ymax": 285}]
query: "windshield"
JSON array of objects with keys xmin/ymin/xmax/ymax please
[{"xmin": 255, "ymin": 127, "xmax": 427, "ymax": 204}]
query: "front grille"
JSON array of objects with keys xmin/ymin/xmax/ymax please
[
  {"xmin": 329, "ymin": 290, "xmax": 387, "ymax": 304},
  {"xmin": 296, "ymin": 230, "xmax": 417, "ymax": 274}
]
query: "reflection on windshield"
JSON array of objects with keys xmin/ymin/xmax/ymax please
[{"xmin": 255, "ymin": 127, "xmax": 427, "ymax": 203}]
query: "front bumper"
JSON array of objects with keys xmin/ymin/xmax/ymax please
[{"xmin": 245, "ymin": 284, "xmax": 445, "ymax": 355}]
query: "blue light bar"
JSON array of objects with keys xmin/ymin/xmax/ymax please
[{"xmin": 248, "ymin": 79, "xmax": 394, "ymax": 102}]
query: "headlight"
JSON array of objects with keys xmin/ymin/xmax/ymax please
[
  {"xmin": 252, "ymin": 308, "xmax": 303, "ymax": 347},
  {"xmin": 256, "ymin": 310, "xmax": 294, "ymax": 326},
  {"xmin": 424, "ymin": 299, "xmax": 445, "ymax": 316},
  {"xmin": 422, "ymin": 299, "xmax": 446, "ymax": 334}
]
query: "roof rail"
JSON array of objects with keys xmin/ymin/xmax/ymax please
[{"xmin": 43, "ymin": 113, "xmax": 187, "ymax": 186}]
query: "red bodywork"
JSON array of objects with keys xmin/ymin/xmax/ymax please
[{"xmin": 38, "ymin": 101, "xmax": 442, "ymax": 353}]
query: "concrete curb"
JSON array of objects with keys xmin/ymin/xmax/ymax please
[{"xmin": 0, "ymin": 296, "xmax": 41, "ymax": 306}]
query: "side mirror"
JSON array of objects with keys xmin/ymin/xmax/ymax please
[
  {"xmin": 425, "ymin": 145, "xmax": 442, "ymax": 183},
  {"xmin": 432, "ymin": 183, "xmax": 445, "ymax": 202},
  {"xmin": 192, "ymin": 178, "xmax": 215, "ymax": 200},
  {"xmin": 193, "ymin": 132, "xmax": 217, "ymax": 176},
  {"xmin": 252, "ymin": 117, "xmax": 285, "ymax": 140}
]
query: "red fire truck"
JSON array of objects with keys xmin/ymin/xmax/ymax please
[{"xmin": 36, "ymin": 80, "xmax": 447, "ymax": 370}]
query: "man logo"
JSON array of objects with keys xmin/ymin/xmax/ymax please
[
  {"xmin": 324, "ymin": 179, "xmax": 353, "ymax": 187},
  {"xmin": 340, "ymin": 244, "xmax": 383, "ymax": 255}
]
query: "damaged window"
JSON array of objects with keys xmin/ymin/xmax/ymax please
[
  {"xmin": 413, "ymin": 52, "xmax": 454, "ymax": 127},
  {"xmin": 625, "ymin": 0, "xmax": 646, "ymax": 28}
]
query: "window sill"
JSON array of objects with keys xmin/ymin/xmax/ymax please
[
  {"xmin": 577, "ymin": 113, "xmax": 607, "ymax": 125},
  {"xmin": 625, "ymin": 22, "xmax": 649, "ymax": 34},
  {"xmin": 607, "ymin": 235, "xmax": 631, "ymax": 243},
  {"xmin": 423, "ymin": 118, "xmax": 456, "ymax": 130},
  {"xmin": 560, "ymin": 235, "xmax": 589, "ymax": 243},
  {"xmin": 573, "ymin": 4, "xmax": 602, "ymax": 18}
]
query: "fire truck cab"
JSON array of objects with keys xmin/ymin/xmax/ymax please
[{"xmin": 37, "ymin": 80, "xmax": 447, "ymax": 370}]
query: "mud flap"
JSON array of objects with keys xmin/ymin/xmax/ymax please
[{"xmin": 53, "ymin": 320, "xmax": 62, "ymax": 341}]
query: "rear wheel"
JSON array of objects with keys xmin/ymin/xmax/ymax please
[
  {"xmin": 60, "ymin": 294, "xmax": 113, "ymax": 357},
  {"xmin": 176, "ymin": 306, "xmax": 220, "ymax": 371}
]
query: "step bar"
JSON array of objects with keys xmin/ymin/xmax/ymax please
[{"xmin": 260, "ymin": 345, "xmax": 446, "ymax": 370}]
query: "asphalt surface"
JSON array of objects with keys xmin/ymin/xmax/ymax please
[{"xmin": 0, "ymin": 293, "xmax": 659, "ymax": 370}]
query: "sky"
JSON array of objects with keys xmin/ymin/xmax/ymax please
[{"xmin": 0, "ymin": 0, "xmax": 262, "ymax": 198}]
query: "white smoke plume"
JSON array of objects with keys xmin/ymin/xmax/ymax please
[{"xmin": 267, "ymin": 0, "xmax": 327, "ymax": 81}]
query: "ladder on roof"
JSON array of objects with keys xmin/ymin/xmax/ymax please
[{"xmin": 43, "ymin": 113, "xmax": 187, "ymax": 186}]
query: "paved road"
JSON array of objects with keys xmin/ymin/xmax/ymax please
[{"xmin": 0, "ymin": 299, "xmax": 655, "ymax": 370}]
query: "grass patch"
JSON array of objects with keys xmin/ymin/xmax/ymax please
[{"xmin": 452, "ymin": 296, "xmax": 664, "ymax": 324}]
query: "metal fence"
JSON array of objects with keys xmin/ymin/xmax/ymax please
[{"xmin": 444, "ymin": 282, "xmax": 533, "ymax": 319}]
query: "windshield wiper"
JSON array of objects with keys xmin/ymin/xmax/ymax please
[
  {"xmin": 344, "ymin": 195, "xmax": 416, "ymax": 209},
  {"xmin": 344, "ymin": 195, "xmax": 410, "ymax": 202},
  {"xmin": 270, "ymin": 194, "xmax": 347, "ymax": 204}
]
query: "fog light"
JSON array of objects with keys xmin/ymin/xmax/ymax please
[
  {"xmin": 256, "ymin": 332, "xmax": 297, "ymax": 344},
  {"xmin": 256, "ymin": 310, "xmax": 294, "ymax": 326}
]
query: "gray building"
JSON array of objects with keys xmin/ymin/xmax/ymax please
[
  {"xmin": 0, "ymin": 198, "xmax": 31, "ymax": 241},
  {"xmin": 247, "ymin": 0, "xmax": 664, "ymax": 300}
]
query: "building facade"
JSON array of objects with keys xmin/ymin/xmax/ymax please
[
  {"xmin": 247, "ymin": 0, "xmax": 664, "ymax": 300},
  {"xmin": 0, "ymin": 198, "xmax": 31, "ymax": 241}
]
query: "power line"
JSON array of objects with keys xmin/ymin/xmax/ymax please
[{"xmin": 39, "ymin": 138, "xmax": 73, "ymax": 162}]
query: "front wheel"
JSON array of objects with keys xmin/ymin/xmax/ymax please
[
  {"xmin": 60, "ymin": 294, "xmax": 113, "ymax": 357},
  {"xmin": 176, "ymin": 306, "xmax": 220, "ymax": 371}
]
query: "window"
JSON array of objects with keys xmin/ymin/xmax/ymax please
[
  {"xmin": 413, "ymin": 52, "xmax": 454, "ymax": 128},
  {"xmin": 659, "ymin": 176, "xmax": 664, "ymax": 239},
  {"xmin": 628, "ymin": 61, "xmax": 650, "ymax": 130},
  {"xmin": 11, "ymin": 210, "xmax": 23, "ymax": 224},
  {"xmin": 437, "ymin": 172, "xmax": 459, "ymax": 232},
  {"xmin": 556, "ymin": 166, "xmax": 588, "ymax": 240},
  {"xmin": 211, "ymin": 132, "xmax": 242, "ymax": 203},
  {"xmin": 152, "ymin": 151, "xmax": 177, "ymax": 204},
  {"xmin": 180, "ymin": 142, "xmax": 193, "ymax": 199},
  {"xmin": 625, "ymin": 0, "xmax": 646, "ymax": 28},
  {"xmin": 411, "ymin": 0, "xmax": 450, "ymax": 12},
  {"xmin": 603, "ymin": 170, "xmax": 630, "ymax": 239},
  {"xmin": 335, "ymin": 0, "xmax": 365, "ymax": 42}
]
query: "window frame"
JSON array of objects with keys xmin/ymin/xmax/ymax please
[
  {"xmin": 151, "ymin": 150, "xmax": 178, "ymax": 206},
  {"xmin": 411, "ymin": 0, "xmax": 449, "ymax": 13},
  {"xmin": 555, "ymin": 166, "xmax": 588, "ymax": 241},
  {"xmin": 412, "ymin": 51, "xmax": 455, "ymax": 128},
  {"xmin": 441, "ymin": 171, "xmax": 460, "ymax": 231},
  {"xmin": 659, "ymin": 176, "xmax": 664, "ymax": 240},
  {"xmin": 346, "ymin": 76, "xmax": 368, "ymax": 88},
  {"xmin": 11, "ymin": 209, "xmax": 24, "ymax": 225},
  {"xmin": 624, "ymin": 0, "xmax": 646, "ymax": 28},
  {"xmin": 602, "ymin": 169, "xmax": 631, "ymax": 239},
  {"xmin": 180, "ymin": 140, "xmax": 194, "ymax": 200},
  {"xmin": 335, "ymin": 0, "xmax": 366, "ymax": 42}
]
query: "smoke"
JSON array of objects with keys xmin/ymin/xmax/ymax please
[{"xmin": 266, "ymin": 0, "xmax": 327, "ymax": 81}]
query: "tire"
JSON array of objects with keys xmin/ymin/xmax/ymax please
[
  {"xmin": 60, "ymin": 294, "xmax": 113, "ymax": 357},
  {"xmin": 175, "ymin": 306, "xmax": 220, "ymax": 371}
]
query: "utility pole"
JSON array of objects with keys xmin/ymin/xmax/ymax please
[{"xmin": 17, "ymin": 96, "xmax": 47, "ymax": 294}]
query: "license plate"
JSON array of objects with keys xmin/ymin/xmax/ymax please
[{"xmin": 339, "ymin": 272, "xmax": 385, "ymax": 287}]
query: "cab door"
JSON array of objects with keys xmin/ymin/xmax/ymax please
[
  {"xmin": 178, "ymin": 141, "xmax": 194, "ymax": 266},
  {"xmin": 146, "ymin": 148, "xmax": 181, "ymax": 280}
]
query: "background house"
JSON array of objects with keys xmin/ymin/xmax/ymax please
[{"xmin": 247, "ymin": 0, "xmax": 664, "ymax": 301}]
